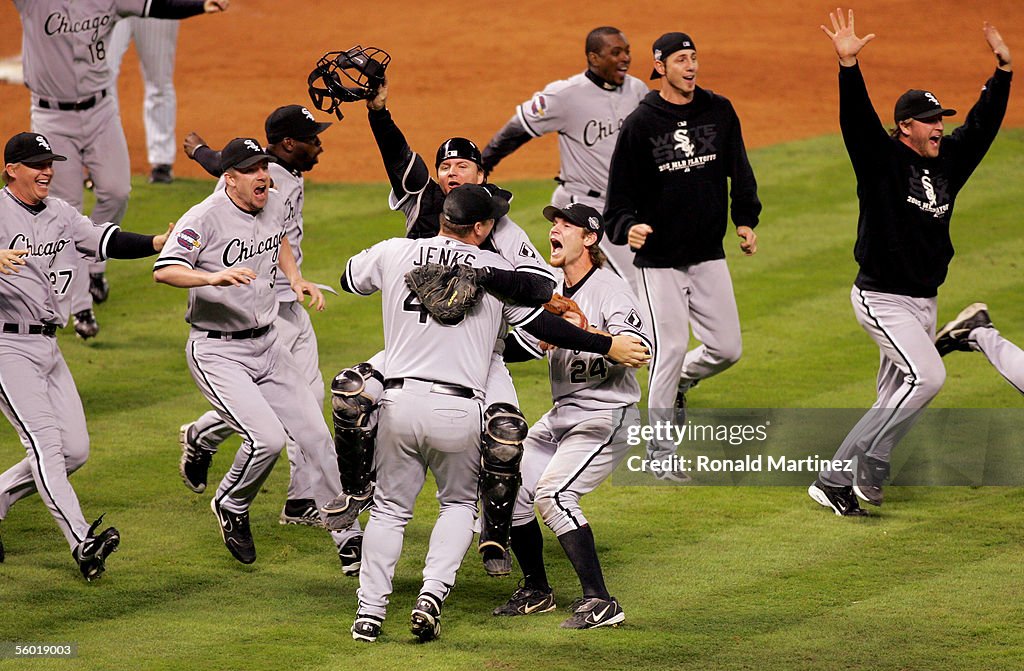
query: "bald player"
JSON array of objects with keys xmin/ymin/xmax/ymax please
[
  {"xmin": 13, "ymin": 0, "xmax": 229, "ymax": 339},
  {"xmin": 154, "ymin": 138, "xmax": 361, "ymax": 569},
  {"xmin": 482, "ymin": 26, "xmax": 648, "ymax": 293},
  {"xmin": 0, "ymin": 131, "xmax": 170, "ymax": 580}
]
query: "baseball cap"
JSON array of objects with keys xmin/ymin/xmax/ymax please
[
  {"xmin": 265, "ymin": 105, "xmax": 332, "ymax": 144},
  {"xmin": 443, "ymin": 184, "xmax": 510, "ymax": 226},
  {"xmin": 220, "ymin": 138, "xmax": 278, "ymax": 173},
  {"xmin": 893, "ymin": 90, "xmax": 957, "ymax": 124},
  {"xmin": 650, "ymin": 32, "xmax": 696, "ymax": 79},
  {"xmin": 435, "ymin": 137, "xmax": 483, "ymax": 169},
  {"xmin": 543, "ymin": 203, "xmax": 605, "ymax": 243},
  {"xmin": 4, "ymin": 132, "xmax": 67, "ymax": 165}
]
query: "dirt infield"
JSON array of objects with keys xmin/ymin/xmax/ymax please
[{"xmin": 0, "ymin": 0, "xmax": 1020, "ymax": 183}]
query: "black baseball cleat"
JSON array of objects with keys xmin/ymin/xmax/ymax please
[
  {"xmin": 73, "ymin": 515, "xmax": 120, "ymax": 581},
  {"xmin": 179, "ymin": 423, "xmax": 215, "ymax": 494},
  {"xmin": 808, "ymin": 479, "xmax": 869, "ymax": 517},
  {"xmin": 481, "ymin": 545, "xmax": 513, "ymax": 578},
  {"xmin": 322, "ymin": 485, "xmax": 374, "ymax": 531},
  {"xmin": 935, "ymin": 303, "xmax": 992, "ymax": 356},
  {"xmin": 851, "ymin": 454, "xmax": 890, "ymax": 507},
  {"xmin": 210, "ymin": 498, "xmax": 256, "ymax": 564},
  {"xmin": 279, "ymin": 498, "xmax": 322, "ymax": 527},
  {"xmin": 88, "ymin": 272, "xmax": 109, "ymax": 304},
  {"xmin": 493, "ymin": 582, "xmax": 556, "ymax": 616},
  {"xmin": 560, "ymin": 596, "xmax": 625, "ymax": 629},
  {"xmin": 410, "ymin": 593, "xmax": 442, "ymax": 642},
  {"xmin": 351, "ymin": 613, "xmax": 383, "ymax": 643},
  {"xmin": 148, "ymin": 164, "xmax": 173, "ymax": 184},
  {"xmin": 338, "ymin": 534, "xmax": 362, "ymax": 576},
  {"xmin": 73, "ymin": 309, "xmax": 99, "ymax": 339}
]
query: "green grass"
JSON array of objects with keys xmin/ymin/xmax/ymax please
[{"xmin": 1, "ymin": 131, "xmax": 1023, "ymax": 670}]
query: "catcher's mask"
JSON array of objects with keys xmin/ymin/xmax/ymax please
[{"xmin": 307, "ymin": 45, "xmax": 391, "ymax": 120}]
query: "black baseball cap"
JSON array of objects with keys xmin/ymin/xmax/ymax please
[
  {"xmin": 443, "ymin": 184, "xmax": 510, "ymax": 226},
  {"xmin": 650, "ymin": 32, "xmax": 696, "ymax": 79},
  {"xmin": 893, "ymin": 90, "xmax": 957, "ymax": 124},
  {"xmin": 220, "ymin": 137, "xmax": 278, "ymax": 173},
  {"xmin": 265, "ymin": 105, "xmax": 332, "ymax": 144},
  {"xmin": 543, "ymin": 203, "xmax": 605, "ymax": 243},
  {"xmin": 435, "ymin": 137, "xmax": 483, "ymax": 169},
  {"xmin": 4, "ymin": 132, "xmax": 67, "ymax": 165}
]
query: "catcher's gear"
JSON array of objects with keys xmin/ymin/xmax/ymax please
[
  {"xmin": 308, "ymin": 45, "xmax": 391, "ymax": 120},
  {"xmin": 404, "ymin": 262, "xmax": 481, "ymax": 325},
  {"xmin": 543, "ymin": 293, "xmax": 589, "ymax": 330},
  {"xmin": 478, "ymin": 403, "xmax": 528, "ymax": 577},
  {"xmin": 326, "ymin": 363, "xmax": 382, "ymax": 530},
  {"xmin": 435, "ymin": 137, "xmax": 483, "ymax": 169}
]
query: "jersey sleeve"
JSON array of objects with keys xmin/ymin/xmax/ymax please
[
  {"xmin": 341, "ymin": 240, "xmax": 392, "ymax": 296},
  {"xmin": 489, "ymin": 218, "xmax": 555, "ymax": 282},
  {"xmin": 69, "ymin": 205, "xmax": 119, "ymax": 261},
  {"xmin": 154, "ymin": 214, "xmax": 205, "ymax": 271},
  {"xmin": 506, "ymin": 327, "xmax": 546, "ymax": 360},
  {"xmin": 515, "ymin": 83, "xmax": 567, "ymax": 138},
  {"xmin": 601, "ymin": 289, "xmax": 655, "ymax": 358},
  {"xmin": 116, "ymin": 0, "xmax": 153, "ymax": 17}
]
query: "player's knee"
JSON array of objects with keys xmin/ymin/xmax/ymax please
[
  {"xmin": 331, "ymin": 363, "xmax": 383, "ymax": 430},
  {"xmin": 93, "ymin": 181, "xmax": 131, "ymax": 208},
  {"xmin": 63, "ymin": 435, "xmax": 90, "ymax": 472},
  {"xmin": 914, "ymin": 360, "xmax": 946, "ymax": 398},
  {"xmin": 535, "ymin": 485, "xmax": 580, "ymax": 536},
  {"xmin": 481, "ymin": 403, "xmax": 528, "ymax": 473},
  {"xmin": 709, "ymin": 336, "xmax": 742, "ymax": 369}
]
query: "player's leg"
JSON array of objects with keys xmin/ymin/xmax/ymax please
[
  {"xmin": 105, "ymin": 16, "xmax": 134, "ymax": 81},
  {"xmin": 81, "ymin": 97, "xmax": 131, "ymax": 227},
  {"xmin": 477, "ymin": 400, "xmax": 529, "ymax": 577},
  {"xmin": 967, "ymin": 327, "xmax": 1024, "ymax": 395},
  {"xmin": 133, "ymin": 18, "xmax": 178, "ymax": 178},
  {"xmin": 680, "ymin": 258, "xmax": 743, "ymax": 392}
]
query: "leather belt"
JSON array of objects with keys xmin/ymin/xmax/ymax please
[
  {"xmin": 37, "ymin": 89, "xmax": 107, "ymax": 111},
  {"xmin": 2, "ymin": 323, "xmax": 57, "ymax": 336},
  {"xmin": 201, "ymin": 324, "xmax": 272, "ymax": 340},
  {"xmin": 384, "ymin": 377, "xmax": 475, "ymax": 399},
  {"xmin": 554, "ymin": 177, "xmax": 602, "ymax": 200}
]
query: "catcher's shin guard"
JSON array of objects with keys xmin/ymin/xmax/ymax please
[
  {"xmin": 478, "ymin": 403, "xmax": 528, "ymax": 576},
  {"xmin": 331, "ymin": 363, "xmax": 383, "ymax": 496}
]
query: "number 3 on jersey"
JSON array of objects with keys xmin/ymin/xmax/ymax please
[{"xmin": 569, "ymin": 356, "xmax": 608, "ymax": 384}]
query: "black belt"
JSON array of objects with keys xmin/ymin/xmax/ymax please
[
  {"xmin": 202, "ymin": 324, "xmax": 272, "ymax": 340},
  {"xmin": 38, "ymin": 90, "xmax": 107, "ymax": 111},
  {"xmin": 553, "ymin": 177, "xmax": 602, "ymax": 200},
  {"xmin": 2, "ymin": 323, "xmax": 57, "ymax": 336},
  {"xmin": 384, "ymin": 378, "xmax": 475, "ymax": 399}
]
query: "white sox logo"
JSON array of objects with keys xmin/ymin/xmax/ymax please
[
  {"xmin": 651, "ymin": 124, "xmax": 718, "ymax": 172},
  {"xmin": 243, "ymin": 140, "xmax": 261, "ymax": 153},
  {"xmin": 36, "ymin": 136, "xmax": 52, "ymax": 152},
  {"xmin": 921, "ymin": 173, "xmax": 936, "ymax": 206},
  {"xmin": 673, "ymin": 129, "xmax": 695, "ymax": 158},
  {"xmin": 906, "ymin": 167, "xmax": 949, "ymax": 218},
  {"xmin": 301, "ymin": 107, "xmax": 315, "ymax": 121},
  {"xmin": 924, "ymin": 92, "xmax": 940, "ymax": 107}
]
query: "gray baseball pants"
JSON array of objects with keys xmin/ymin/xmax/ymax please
[{"xmin": 972, "ymin": 327, "xmax": 1024, "ymax": 395}]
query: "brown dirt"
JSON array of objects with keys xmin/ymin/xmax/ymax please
[{"xmin": 0, "ymin": 0, "xmax": 1020, "ymax": 183}]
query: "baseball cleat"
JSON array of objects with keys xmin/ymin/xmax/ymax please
[
  {"xmin": 851, "ymin": 454, "xmax": 890, "ymax": 507},
  {"xmin": 148, "ymin": 164, "xmax": 174, "ymax": 185},
  {"xmin": 351, "ymin": 613, "xmax": 383, "ymax": 643},
  {"xmin": 337, "ymin": 534, "xmax": 362, "ymax": 576},
  {"xmin": 410, "ymin": 593, "xmax": 442, "ymax": 642},
  {"xmin": 179, "ymin": 423, "xmax": 214, "ymax": 494},
  {"xmin": 493, "ymin": 583, "xmax": 556, "ymax": 616},
  {"xmin": 935, "ymin": 303, "xmax": 992, "ymax": 356},
  {"xmin": 808, "ymin": 479, "xmax": 868, "ymax": 517},
  {"xmin": 481, "ymin": 546, "xmax": 513, "ymax": 577},
  {"xmin": 210, "ymin": 498, "xmax": 256, "ymax": 564},
  {"xmin": 73, "ymin": 309, "xmax": 99, "ymax": 340},
  {"xmin": 560, "ymin": 596, "xmax": 624, "ymax": 629},
  {"xmin": 279, "ymin": 498, "xmax": 323, "ymax": 527},
  {"xmin": 73, "ymin": 515, "xmax": 120, "ymax": 581},
  {"xmin": 322, "ymin": 486, "xmax": 374, "ymax": 531},
  {"xmin": 88, "ymin": 272, "xmax": 110, "ymax": 304}
]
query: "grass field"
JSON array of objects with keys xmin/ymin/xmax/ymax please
[{"xmin": 1, "ymin": 130, "xmax": 1023, "ymax": 670}]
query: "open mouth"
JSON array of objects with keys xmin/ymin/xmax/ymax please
[
  {"xmin": 254, "ymin": 185, "xmax": 267, "ymax": 197},
  {"xmin": 550, "ymin": 237, "xmax": 563, "ymax": 254}
]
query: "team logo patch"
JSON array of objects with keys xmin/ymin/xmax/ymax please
[
  {"xmin": 924, "ymin": 92, "xmax": 940, "ymax": 107},
  {"xmin": 530, "ymin": 94, "xmax": 548, "ymax": 117},
  {"xmin": 625, "ymin": 309, "xmax": 643, "ymax": 329},
  {"xmin": 36, "ymin": 135, "xmax": 51, "ymax": 151},
  {"xmin": 176, "ymin": 228, "xmax": 202, "ymax": 251},
  {"xmin": 518, "ymin": 243, "xmax": 537, "ymax": 259},
  {"xmin": 243, "ymin": 139, "xmax": 261, "ymax": 152},
  {"xmin": 301, "ymin": 107, "xmax": 315, "ymax": 121}
]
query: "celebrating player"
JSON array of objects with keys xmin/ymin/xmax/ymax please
[
  {"xmin": 494, "ymin": 203, "xmax": 652, "ymax": 629},
  {"xmin": 153, "ymin": 138, "xmax": 361, "ymax": 568},
  {"xmin": 808, "ymin": 10, "xmax": 1012, "ymax": 516},
  {"xmin": 936, "ymin": 304, "xmax": 1024, "ymax": 395},
  {"xmin": 482, "ymin": 26, "xmax": 648, "ymax": 292},
  {"xmin": 0, "ymin": 131, "xmax": 171, "ymax": 580},
  {"xmin": 605, "ymin": 32, "xmax": 762, "ymax": 479}
]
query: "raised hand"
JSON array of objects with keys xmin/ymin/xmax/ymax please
[
  {"xmin": 983, "ymin": 22, "xmax": 1012, "ymax": 70},
  {"xmin": 821, "ymin": 8, "xmax": 875, "ymax": 66}
]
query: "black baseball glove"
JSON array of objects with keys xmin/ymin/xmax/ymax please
[{"xmin": 404, "ymin": 262, "xmax": 481, "ymax": 324}]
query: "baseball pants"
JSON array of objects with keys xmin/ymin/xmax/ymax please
[
  {"xmin": 356, "ymin": 380, "xmax": 483, "ymax": 620},
  {"xmin": 639, "ymin": 259, "xmax": 742, "ymax": 458},
  {"xmin": 0, "ymin": 336, "xmax": 92, "ymax": 550},
  {"xmin": 512, "ymin": 405, "xmax": 637, "ymax": 537},
  {"xmin": 820, "ymin": 288, "xmax": 945, "ymax": 487},
  {"xmin": 552, "ymin": 184, "xmax": 638, "ymax": 296},
  {"xmin": 972, "ymin": 327, "xmax": 1024, "ymax": 395}
]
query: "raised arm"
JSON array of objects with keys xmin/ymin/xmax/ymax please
[
  {"xmin": 984, "ymin": 22, "xmax": 1012, "ymax": 72},
  {"xmin": 820, "ymin": 7, "xmax": 876, "ymax": 66}
]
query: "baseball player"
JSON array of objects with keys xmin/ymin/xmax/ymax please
[
  {"xmin": 809, "ymin": 10, "xmax": 1012, "ymax": 516},
  {"xmin": 12, "ymin": 0, "xmax": 230, "ymax": 339},
  {"xmin": 482, "ymin": 27, "xmax": 648, "ymax": 294},
  {"xmin": 108, "ymin": 16, "xmax": 181, "ymax": 184},
  {"xmin": 494, "ymin": 203, "xmax": 651, "ymax": 629},
  {"xmin": 605, "ymin": 32, "xmax": 761, "ymax": 478},
  {"xmin": 153, "ymin": 138, "xmax": 361, "ymax": 570},
  {"xmin": 0, "ymin": 131, "xmax": 171, "ymax": 580},
  {"xmin": 936, "ymin": 303, "xmax": 1024, "ymax": 395},
  {"xmin": 174, "ymin": 106, "xmax": 335, "ymax": 531}
]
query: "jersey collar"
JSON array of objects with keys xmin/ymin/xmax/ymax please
[
  {"xmin": 2, "ymin": 187, "xmax": 47, "ymax": 215},
  {"xmin": 585, "ymin": 69, "xmax": 619, "ymax": 91},
  {"xmin": 563, "ymin": 265, "xmax": 598, "ymax": 297}
]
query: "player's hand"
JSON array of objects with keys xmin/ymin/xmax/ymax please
[
  {"xmin": 183, "ymin": 132, "xmax": 207, "ymax": 159},
  {"xmin": 821, "ymin": 8, "xmax": 875, "ymax": 67},
  {"xmin": 607, "ymin": 334, "xmax": 651, "ymax": 368},
  {"xmin": 367, "ymin": 77, "xmax": 389, "ymax": 112},
  {"xmin": 152, "ymin": 222, "xmax": 174, "ymax": 251},
  {"xmin": 736, "ymin": 226, "xmax": 757, "ymax": 255},
  {"xmin": 0, "ymin": 249, "xmax": 28, "ymax": 275},
  {"xmin": 208, "ymin": 267, "xmax": 256, "ymax": 287},
  {"xmin": 984, "ymin": 22, "xmax": 1012, "ymax": 70},
  {"xmin": 538, "ymin": 341, "xmax": 555, "ymax": 352},
  {"xmin": 627, "ymin": 223, "xmax": 653, "ymax": 251},
  {"xmin": 293, "ymin": 279, "xmax": 326, "ymax": 312},
  {"xmin": 203, "ymin": 0, "xmax": 229, "ymax": 12}
]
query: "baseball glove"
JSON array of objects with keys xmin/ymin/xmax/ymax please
[
  {"xmin": 543, "ymin": 293, "xmax": 588, "ymax": 330},
  {"xmin": 405, "ymin": 262, "xmax": 481, "ymax": 324}
]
